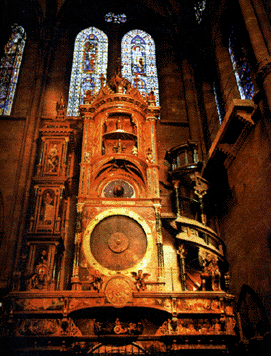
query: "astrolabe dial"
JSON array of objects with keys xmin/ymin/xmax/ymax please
[
  {"xmin": 103, "ymin": 180, "xmax": 135, "ymax": 198},
  {"xmin": 90, "ymin": 215, "xmax": 147, "ymax": 271}
]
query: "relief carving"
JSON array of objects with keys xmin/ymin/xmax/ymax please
[
  {"xmin": 17, "ymin": 319, "xmax": 60, "ymax": 336},
  {"xmin": 62, "ymin": 318, "xmax": 82, "ymax": 336},
  {"xmin": 156, "ymin": 318, "xmax": 225, "ymax": 336},
  {"xmin": 46, "ymin": 143, "xmax": 60, "ymax": 173},
  {"xmin": 38, "ymin": 190, "xmax": 56, "ymax": 230},
  {"xmin": 105, "ymin": 276, "xmax": 132, "ymax": 307},
  {"xmin": 94, "ymin": 318, "xmax": 143, "ymax": 335},
  {"xmin": 18, "ymin": 298, "xmax": 64, "ymax": 311},
  {"xmin": 68, "ymin": 298, "xmax": 99, "ymax": 311}
]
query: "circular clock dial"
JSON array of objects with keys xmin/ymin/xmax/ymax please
[
  {"xmin": 103, "ymin": 180, "xmax": 134, "ymax": 198},
  {"xmin": 90, "ymin": 215, "xmax": 147, "ymax": 271}
]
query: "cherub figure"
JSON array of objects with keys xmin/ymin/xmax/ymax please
[
  {"xmin": 131, "ymin": 269, "xmax": 150, "ymax": 291},
  {"xmin": 88, "ymin": 269, "xmax": 103, "ymax": 292}
]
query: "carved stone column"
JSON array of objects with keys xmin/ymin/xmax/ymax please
[
  {"xmin": 213, "ymin": 27, "xmax": 241, "ymax": 111},
  {"xmin": 238, "ymin": 0, "xmax": 271, "ymax": 112},
  {"xmin": 71, "ymin": 208, "xmax": 82, "ymax": 290},
  {"xmin": 250, "ymin": 0, "xmax": 271, "ymax": 55},
  {"xmin": 182, "ymin": 59, "xmax": 205, "ymax": 160},
  {"xmin": 173, "ymin": 180, "xmax": 181, "ymax": 219},
  {"xmin": 154, "ymin": 203, "xmax": 165, "ymax": 281}
]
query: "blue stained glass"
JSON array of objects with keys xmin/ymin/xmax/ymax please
[
  {"xmin": 105, "ymin": 12, "xmax": 127, "ymax": 23},
  {"xmin": 121, "ymin": 30, "xmax": 159, "ymax": 106},
  {"xmin": 0, "ymin": 25, "xmax": 26, "ymax": 116},
  {"xmin": 213, "ymin": 80, "xmax": 225, "ymax": 124},
  {"xmin": 67, "ymin": 27, "xmax": 108, "ymax": 117},
  {"xmin": 194, "ymin": 1, "xmax": 206, "ymax": 24},
  {"xmin": 229, "ymin": 26, "xmax": 254, "ymax": 100}
]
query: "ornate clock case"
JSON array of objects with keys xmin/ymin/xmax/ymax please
[{"xmin": 72, "ymin": 75, "xmax": 163, "ymax": 291}]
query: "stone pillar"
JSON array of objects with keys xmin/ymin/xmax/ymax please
[
  {"xmin": 238, "ymin": 0, "xmax": 271, "ymax": 111},
  {"xmin": 251, "ymin": 0, "xmax": 271, "ymax": 55},
  {"xmin": 201, "ymin": 81, "xmax": 220, "ymax": 146},
  {"xmin": 182, "ymin": 59, "xmax": 205, "ymax": 159},
  {"xmin": 71, "ymin": 209, "xmax": 82, "ymax": 290},
  {"xmin": 154, "ymin": 203, "xmax": 164, "ymax": 281},
  {"xmin": 213, "ymin": 28, "xmax": 240, "ymax": 111}
]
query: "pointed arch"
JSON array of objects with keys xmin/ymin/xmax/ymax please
[
  {"xmin": 0, "ymin": 25, "xmax": 26, "ymax": 116},
  {"xmin": 67, "ymin": 27, "xmax": 108, "ymax": 117},
  {"xmin": 121, "ymin": 30, "xmax": 159, "ymax": 106}
]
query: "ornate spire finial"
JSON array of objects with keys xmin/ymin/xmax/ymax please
[{"xmin": 99, "ymin": 73, "xmax": 106, "ymax": 87}]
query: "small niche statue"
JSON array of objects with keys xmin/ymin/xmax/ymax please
[
  {"xmin": 28, "ymin": 250, "xmax": 50, "ymax": 290},
  {"xmin": 148, "ymin": 89, "xmax": 156, "ymax": 105},
  {"xmin": 199, "ymin": 248, "xmax": 221, "ymax": 291},
  {"xmin": 56, "ymin": 95, "xmax": 65, "ymax": 119}
]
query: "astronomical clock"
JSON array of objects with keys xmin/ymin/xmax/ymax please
[
  {"xmin": 3, "ymin": 74, "xmax": 237, "ymax": 355},
  {"xmin": 73, "ymin": 74, "xmax": 164, "ymax": 296}
]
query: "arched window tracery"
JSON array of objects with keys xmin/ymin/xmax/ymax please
[
  {"xmin": 0, "ymin": 25, "xmax": 26, "ymax": 116},
  {"xmin": 121, "ymin": 30, "xmax": 159, "ymax": 106},
  {"xmin": 67, "ymin": 27, "xmax": 108, "ymax": 117}
]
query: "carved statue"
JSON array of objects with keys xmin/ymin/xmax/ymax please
[
  {"xmin": 39, "ymin": 190, "xmax": 55, "ymax": 227},
  {"xmin": 132, "ymin": 145, "xmax": 138, "ymax": 156},
  {"xmin": 88, "ymin": 270, "xmax": 103, "ymax": 292},
  {"xmin": 28, "ymin": 250, "xmax": 50, "ymax": 290},
  {"xmin": 199, "ymin": 249, "xmax": 221, "ymax": 291},
  {"xmin": 46, "ymin": 144, "xmax": 59, "ymax": 173},
  {"xmin": 113, "ymin": 139, "xmax": 125, "ymax": 153},
  {"xmin": 131, "ymin": 269, "xmax": 150, "ymax": 291},
  {"xmin": 148, "ymin": 89, "xmax": 156, "ymax": 104},
  {"xmin": 146, "ymin": 148, "xmax": 153, "ymax": 163},
  {"xmin": 190, "ymin": 172, "xmax": 209, "ymax": 225},
  {"xmin": 111, "ymin": 73, "xmax": 131, "ymax": 94},
  {"xmin": 84, "ymin": 89, "xmax": 93, "ymax": 102},
  {"xmin": 56, "ymin": 95, "xmax": 65, "ymax": 111},
  {"xmin": 177, "ymin": 244, "xmax": 187, "ymax": 291},
  {"xmin": 129, "ymin": 116, "xmax": 137, "ymax": 134},
  {"xmin": 99, "ymin": 73, "xmax": 106, "ymax": 87},
  {"xmin": 116, "ymin": 117, "xmax": 123, "ymax": 130}
]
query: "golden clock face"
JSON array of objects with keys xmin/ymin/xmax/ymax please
[{"xmin": 89, "ymin": 215, "xmax": 147, "ymax": 271}]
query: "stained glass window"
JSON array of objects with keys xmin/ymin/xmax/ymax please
[
  {"xmin": 0, "ymin": 25, "xmax": 26, "ymax": 116},
  {"xmin": 194, "ymin": 1, "xmax": 207, "ymax": 24},
  {"xmin": 228, "ymin": 26, "xmax": 254, "ymax": 100},
  {"xmin": 213, "ymin": 79, "xmax": 225, "ymax": 124},
  {"xmin": 105, "ymin": 13, "xmax": 127, "ymax": 24},
  {"xmin": 67, "ymin": 27, "xmax": 108, "ymax": 117},
  {"xmin": 121, "ymin": 30, "xmax": 159, "ymax": 106}
]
